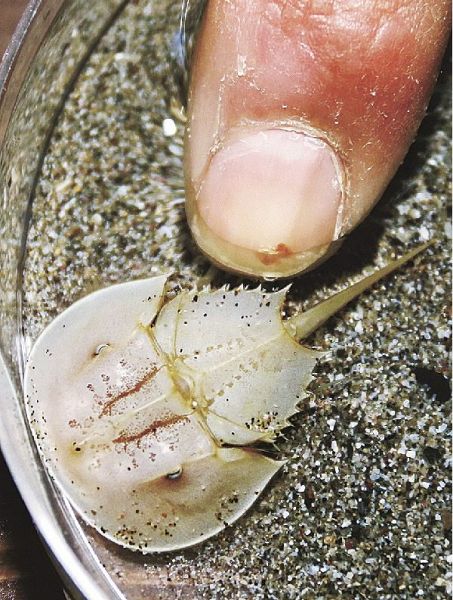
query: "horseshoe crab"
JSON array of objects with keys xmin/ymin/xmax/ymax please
[{"xmin": 24, "ymin": 243, "xmax": 429, "ymax": 552}]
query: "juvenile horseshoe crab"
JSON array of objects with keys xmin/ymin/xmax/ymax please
[{"xmin": 24, "ymin": 243, "xmax": 429, "ymax": 553}]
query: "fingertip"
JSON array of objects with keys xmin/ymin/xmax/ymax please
[{"xmin": 185, "ymin": 0, "xmax": 450, "ymax": 279}]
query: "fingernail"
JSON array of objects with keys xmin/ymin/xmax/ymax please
[{"xmin": 195, "ymin": 128, "xmax": 342, "ymax": 259}]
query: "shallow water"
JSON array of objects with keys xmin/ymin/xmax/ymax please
[{"xmin": 20, "ymin": 1, "xmax": 451, "ymax": 598}]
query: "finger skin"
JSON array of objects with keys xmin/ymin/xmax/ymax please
[{"xmin": 185, "ymin": 0, "xmax": 451, "ymax": 278}]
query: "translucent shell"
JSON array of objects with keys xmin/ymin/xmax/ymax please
[
  {"xmin": 24, "ymin": 275, "xmax": 318, "ymax": 552},
  {"xmin": 23, "ymin": 242, "xmax": 430, "ymax": 552}
]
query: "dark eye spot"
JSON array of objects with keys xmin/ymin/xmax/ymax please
[
  {"xmin": 94, "ymin": 343, "xmax": 110, "ymax": 357},
  {"xmin": 166, "ymin": 467, "xmax": 183, "ymax": 480}
]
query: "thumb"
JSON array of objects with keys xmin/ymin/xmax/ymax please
[{"xmin": 184, "ymin": 0, "xmax": 450, "ymax": 278}]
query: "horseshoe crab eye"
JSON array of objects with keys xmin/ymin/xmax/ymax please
[
  {"xmin": 94, "ymin": 343, "xmax": 110, "ymax": 356},
  {"xmin": 166, "ymin": 466, "xmax": 183, "ymax": 480}
]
